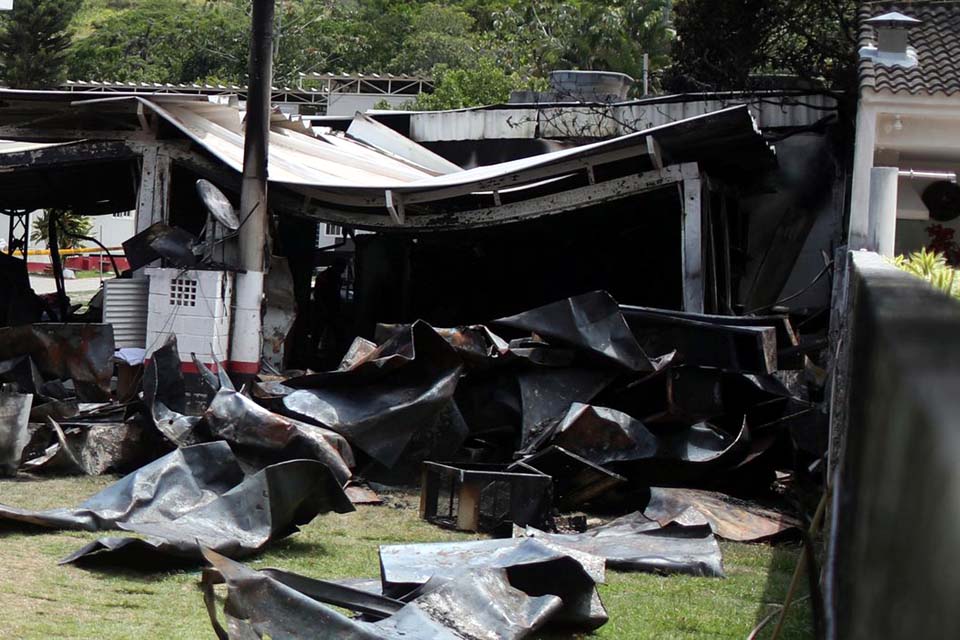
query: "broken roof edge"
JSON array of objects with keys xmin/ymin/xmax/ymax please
[{"xmin": 151, "ymin": 99, "xmax": 767, "ymax": 201}]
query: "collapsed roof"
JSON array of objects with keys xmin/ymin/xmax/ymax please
[{"xmin": 0, "ymin": 90, "xmax": 774, "ymax": 231}]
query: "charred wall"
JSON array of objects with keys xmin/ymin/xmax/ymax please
[{"xmin": 352, "ymin": 187, "xmax": 683, "ymax": 337}]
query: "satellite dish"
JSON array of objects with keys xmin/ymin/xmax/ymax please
[
  {"xmin": 922, "ymin": 181, "xmax": 960, "ymax": 222},
  {"xmin": 196, "ymin": 179, "xmax": 240, "ymax": 231}
]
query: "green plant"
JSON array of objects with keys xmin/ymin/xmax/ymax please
[
  {"xmin": 892, "ymin": 248, "xmax": 960, "ymax": 300},
  {"xmin": 0, "ymin": 0, "xmax": 82, "ymax": 88},
  {"xmin": 30, "ymin": 209, "xmax": 93, "ymax": 250}
]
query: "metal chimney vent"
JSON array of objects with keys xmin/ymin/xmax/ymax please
[{"xmin": 860, "ymin": 12, "xmax": 922, "ymax": 68}]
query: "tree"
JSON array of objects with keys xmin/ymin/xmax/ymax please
[
  {"xmin": 68, "ymin": 0, "xmax": 248, "ymax": 85},
  {"xmin": 489, "ymin": 1, "xmax": 673, "ymax": 83},
  {"xmin": 31, "ymin": 209, "xmax": 93, "ymax": 250},
  {"xmin": 387, "ymin": 3, "xmax": 479, "ymax": 74},
  {"xmin": 0, "ymin": 0, "xmax": 82, "ymax": 88},
  {"xmin": 409, "ymin": 58, "xmax": 532, "ymax": 110},
  {"xmin": 666, "ymin": 0, "xmax": 858, "ymax": 94}
]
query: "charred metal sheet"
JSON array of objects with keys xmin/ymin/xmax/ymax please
[
  {"xmin": 643, "ymin": 487, "xmax": 802, "ymax": 541},
  {"xmin": 0, "ymin": 387, "xmax": 31, "ymax": 476},
  {"xmin": 378, "ymin": 537, "xmax": 607, "ymax": 631},
  {"xmin": 609, "ymin": 417, "xmax": 752, "ymax": 484},
  {"xmin": 144, "ymin": 336, "xmax": 206, "ymax": 446},
  {"xmin": 510, "ymin": 446, "xmax": 626, "ymax": 510},
  {"xmin": 258, "ymin": 568, "xmax": 403, "ymax": 619},
  {"xmin": 603, "ymin": 365, "xmax": 728, "ymax": 424},
  {"xmin": 519, "ymin": 514, "xmax": 725, "ymax": 577},
  {"xmin": 262, "ymin": 256, "xmax": 297, "ymax": 370},
  {"xmin": 122, "ymin": 222, "xmax": 199, "ymax": 271},
  {"xmin": 23, "ymin": 418, "xmax": 158, "ymax": 476},
  {"xmin": 337, "ymin": 336, "xmax": 378, "ymax": 370},
  {"xmin": 0, "ymin": 323, "xmax": 115, "ymax": 401},
  {"xmin": 419, "ymin": 462, "xmax": 552, "ymax": 532},
  {"xmin": 282, "ymin": 322, "xmax": 464, "ymax": 469},
  {"xmin": 620, "ymin": 305, "xmax": 804, "ymax": 370},
  {"xmin": 202, "ymin": 549, "xmax": 568, "ymax": 640},
  {"xmin": 534, "ymin": 403, "xmax": 746, "ymax": 473},
  {"xmin": 204, "ymin": 386, "xmax": 354, "ymax": 484},
  {"xmin": 377, "ymin": 323, "xmax": 510, "ymax": 370},
  {"xmin": 622, "ymin": 309, "xmax": 779, "ymax": 373},
  {"xmin": 517, "ymin": 366, "xmax": 619, "ymax": 450},
  {"xmin": 62, "ymin": 457, "xmax": 353, "ymax": 565},
  {"xmin": 0, "ymin": 441, "xmax": 244, "ymax": 530},
  {"xmin": 494, "ymin": 291, "xmax": 654, "ymax": 372},
  {"xmin": 21, "ymin": 416, "xmax": 85, "ymax": 475}
]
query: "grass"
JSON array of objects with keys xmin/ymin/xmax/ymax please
[{"xmin": 0, "ymin": 475, "xmax": 812, "ymax": 639}]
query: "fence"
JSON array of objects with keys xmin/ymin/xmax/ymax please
[{"xmin": 826, "ymin": 251, "xmax": 960, "ymax": 639}]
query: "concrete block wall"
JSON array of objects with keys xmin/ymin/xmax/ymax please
[{"xmin": 145, "ymin": 268, "xmax": 233, "ymax": 366}]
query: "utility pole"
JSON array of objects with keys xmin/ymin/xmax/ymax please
[{"xmin": 230, "ymin": 0, "xmax": 274, "ymax": 380}]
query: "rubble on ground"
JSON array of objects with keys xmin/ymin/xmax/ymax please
[{"xmin": 0, "ymin": 290, "xmax": 823, "ymax": 638}]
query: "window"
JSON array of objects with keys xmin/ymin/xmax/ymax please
[
  {"xmin": 113, "ymin": 211, "xmax": 133, "ymax": 218},
  {"xmin": 325, "ymin": 223, "xmax": 344, "ymax": 237},
  {"xmin": 169, "ymin": 278, "xmax": 198, "ymax": 307}
]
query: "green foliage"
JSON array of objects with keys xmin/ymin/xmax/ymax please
[
  {"xmin": 387, "ymin": 3, "xmax": 477, "ymax": 74},
  {"xmin": 892, "ymin": 248, "xmax": 960, "ymax": 300},
  {"xmin": 667, "ymin": 0, "xmax": 858, "ymax": 93},
  {"xmin": 0, "ymin": 0, "xmax": 82, "ymax": 88},
  {"xmin": 490, "ymin": 0, "xmax": 674, "ymax": 82},
  {"xmin": 64, "ymin": 0, "xmax": 676, "ymax": 95},
  {"xmin": 410, "ymin": 58, "xmax": 521, "ymax": 110},
  {"xmin": 68, "ymin": 0, "xmax": 248, "ymax": 84},
  {"xmin": 30, "ymin": 209, "xmax": 93, "ymax": 250}
]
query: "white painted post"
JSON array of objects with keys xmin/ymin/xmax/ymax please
[
  {"xmin": 681, "ymin": 173, "xmax": 704, "ymax": 313},
  {"xmin": 133, "ymin": 146, "xmax": 171, "ymax": 277},
  {"xmin": 869, "ymin": 166, "xmax": 899, "ymax": 258},
  {"xmin": 848, "ymin": 103, "xmax": 879, "ymax": 250}
]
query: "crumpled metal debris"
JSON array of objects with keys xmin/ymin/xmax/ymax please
[
  {"xmin": 494, "ymin": 290, "xmax": 655, "ymax": 372},
  {"xmin": 204, "ymin": 386, "xmax": 354, "ymax": 484},
  {"xmin": 620, "ymin": 305, "xmax": 778, "ymax": 374},
  {"xmin": 21, "ymin": 416, "xmax": 157, "ymax": 476},
  {"xmin": 0, "ymin": 441, "xmax": 353, "ymax": 566},
  {"xmin": 378, "ymin": 536, "xmax": 608, "ymax": 631},
  {"xmin": 643, "ymin": 487, "xmax": 802, "ymax": 541},
  {"xmin": 122, "ymin": 222, "xmax": 199, "ymax": 271},
  {"xmin": 202, "ymin": 548, "xmax": 570, "ymax": 640},
  {"xmin": 282, "ymin": 321, "xmax": 464, "ymax": 469},
  {"xmin": 517, "ymin": 513, "xmax": 725, "ymax": 577},
  {"xmin": 143, "ymin": 336, "xmax": 206, "ymax": 446},
  {"xmin": 0, "ymin": 323, "xmax": 115, "ymax": 401},
  {"xmin": 0, "ymin": 387, "xmax": 31, "ymax": 476},
  {"xmin": 512, "ymin": 445, "xmax": 626, "ymax": 510}
]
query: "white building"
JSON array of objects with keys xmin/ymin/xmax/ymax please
[{"xmin": 849, "ymin": 2, "xmax": 960, "ymax": 257}]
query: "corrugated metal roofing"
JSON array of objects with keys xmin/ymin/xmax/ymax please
[{"xmin": 136, "ymin": 98, "xmax": 773, "ymax": 209}]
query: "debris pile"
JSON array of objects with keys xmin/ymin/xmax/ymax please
[{"xmin": 0, "ymin": 290, "xmax": 822, "ymax": 638}]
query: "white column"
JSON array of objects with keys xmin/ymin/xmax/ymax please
[
  {"xmin": 681, "ymin": 173, "xmax": 704, "ymax": 313},
  {"xmin": 133, "ymin": 146, "xmax": 171, "ymax": 276},
  {"xmin": 869, "ymin": 166, "xmax": 899, "ymax": 258},
  {"xmin": 848, "ymin": 102, "xmax": 879, "ymax": 250}
]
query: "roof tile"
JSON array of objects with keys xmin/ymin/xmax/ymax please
[{"xmin": 860, "ymin": 1, "xmax": 960, "ymax": 96}]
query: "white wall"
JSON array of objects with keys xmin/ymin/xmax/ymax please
[
  {"xmin": 326, "ymin": 93, "xmax": 415, "ymax": 117},
  {"xmin": 0, "ymin": 210, "xmax": 135, "ymax": 253}
]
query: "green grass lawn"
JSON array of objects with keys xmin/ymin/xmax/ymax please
[{"xmin": 0, "ymin": 475, "xmax": 812, "ymax": 639}]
